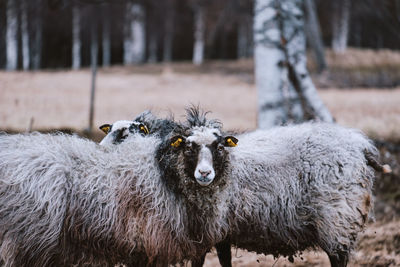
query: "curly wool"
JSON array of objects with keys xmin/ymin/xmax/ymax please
[
  {"xmin": 0, "ymin": 132, "xmax": 220, "ymax": 266},
  {"xmin": 224, "ymin": 123, "xmax": 377, "ymax": 259}
]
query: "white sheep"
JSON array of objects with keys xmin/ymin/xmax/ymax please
[
  {"xmin": 157, "ymin": 107, "xmax": 385, "ymax": 267},
  {"xmin": 99, "ymin": 111, "xmax": 177, "ymax": 145},
  {"xmin": 0, "ymin": 130, "xmax": 229, "ymax": 266}
]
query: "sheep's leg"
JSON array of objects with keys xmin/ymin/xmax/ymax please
[
  {"xmin": 327, "ymin": 251, "xmax": 348, "ymax": 267},
  {"xmin": 215, "ymin": 241, "xmax": 232, "ymax": 267},
  {"xmin": 191, "ymin": 253, "xmax": 206, "ymax": 267}
]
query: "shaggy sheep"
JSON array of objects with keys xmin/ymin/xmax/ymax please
[
  {"xmin": 0, "ymin": 129, "xmax": 231, "ymax": 266},
  {"xmin": 161, "ymin": 107, "xmax": 384, "ymax": 267},
  {"xmin": 99, "ymin": 111, "xmax": 177, "ymax": 145}
]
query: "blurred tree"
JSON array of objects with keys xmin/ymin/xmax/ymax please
[
  {"xmin": 101, "ymin": 2, "xmax": 111, "ymax": 67},
  {"xmin": 254, "ymin": 0, "xmax": 333, "ymax": 129},
  {"xmin": 192, "ymin": 0, "xmax": 205, "ymax": 65},
  {"xmin": 163, "ymin": 0, "xmax": 175, "ymax": 62},
  {"xmin": 21, "ymin": 0, "xmax": 30, "ymax": 70},
  {"xmin": 304, "ymin": 0, "xmax": 326, "ymax": 72},
  {"xmin": 123, "ymin": 1, "xmax": 146, "ymax": 64},
  {"xmin": 236, "ymin": 0, "xmax": 253, "ymax": 59},
  {"xmin": 331, "ymin": 0, "xmax": 350, "ymax": 53},
  {"xmin": 72, "ymin": 3, "xmax": 81, "ymax": 69},
  {"xmin": 31, "ymin": 0, "xmax": 43, "ymax": 70},
  {"xmin": 88, "ymin": 4, "xmax": 98, "ymax": 134},
  {"xmin": 6, "ymin": 0, "xmax": 18, "ymax": 70},
  {"xmin": 146, "ymin": 0, "xmax": 161, "ymax": 63}
]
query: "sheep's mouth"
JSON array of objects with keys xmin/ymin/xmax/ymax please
[{"xmin": 195, "ymin": 177, "xmax": 213, "ymax": 186}]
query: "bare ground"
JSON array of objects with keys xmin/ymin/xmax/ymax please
[{"xmin": 1, "ymin": 67, "xmax": 400, "ymax": 266}]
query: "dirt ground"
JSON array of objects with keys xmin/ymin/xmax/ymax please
[{"xmin": 1, "ymin": 66, "xmax": 400, "ymax": 266}]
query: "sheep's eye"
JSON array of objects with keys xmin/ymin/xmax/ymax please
[
  {"xmin": 185, "ymin": 143, "xmax": 195, "ymax": 153},
  {"xmin": 217, "ymin": 144, "xmax": 224, "ymax": 152}
]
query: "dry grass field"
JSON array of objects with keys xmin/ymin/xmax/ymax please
[
  {"xmin": 1, "ymin": 67, "xmax": 400, "ymax": 140},
  {"xmin": 0, "ymin": 63, "xmax": 400, "ymax": 266}
]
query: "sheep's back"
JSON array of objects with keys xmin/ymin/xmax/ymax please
[{"xmin": 226, "ymin": 123, "xmax": 376, "ymax": 256}]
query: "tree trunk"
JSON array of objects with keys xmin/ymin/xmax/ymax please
[
  {"xmin": 6, "ymin": 0, "xmax": 18, "ymax": 71},
  {"xmin": 193, "ymin": 5, "xmax": 205, "ymax": 65},
  {"xmin": 254, "ymin": 0, "xmax": 333, "ymax": 129},
  {"xmin": 163, "ymin": 1, "xmax": 174, "ymax": 63},
  {"xmin": 102, "ymin": 4, "xmax": 111, "ymax": 67},
  {"xmin": 124, "ymin": 3, "xmax": 146, "ymax": 65},
  {"xmin": 88, "ymin": 9, "xmax": 98, "ymax": 135},
  {"xmin": 331, "ymin": 0, "xmax": 350, "ymax": 54},
  {"xmin": 304, "ymin": 0, "xmax": 326, "ymax": 72},
  {"xmin": 148, "ymin": 32, "xmax": 158, "ymax": 63},
  {"xmin": 237, "ymin": 17, "xmax": 248, "ymax": 59},
  {"xmin": 237, "ymin": 12, "xmax": 253, "ymax": 59},
  {"xmin": 32, "ymin": 0, "xmax": 42, "ymax": 70},
  {"xmin": 72, "ymin": 5, "xmax": 81, "ymax": 69},
  {"xmin": 21, "ymin": 0, "xmax": 30, "ymax": 70}
]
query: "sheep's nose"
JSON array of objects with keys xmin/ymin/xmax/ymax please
[{"xmin": 199, "ymin": 170, "xmax": 211, "ymax": 177}]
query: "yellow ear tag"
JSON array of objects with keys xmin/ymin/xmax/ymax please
[
  {"xmin": 227, "ymin": 138, "xmax": 237, "ymax": 147},
  {"xmin": 171, "ymin": 138, "xmax": 183, "ymax": 148},
  {"xmin": 140, "ymin": 125, "xmax": 149, "ymax": 135},
  {"xmin": 100, "ymin": 125, "xmax": 111, "ymax": 134}
]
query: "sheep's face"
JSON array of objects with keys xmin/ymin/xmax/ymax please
[
  {"xmin": 99, "ymin": 120, "xmax": 149, "ymax": 145},
  {"xmin": 170, "ymin": 126, "xmax": 238, "ymax": 187}
]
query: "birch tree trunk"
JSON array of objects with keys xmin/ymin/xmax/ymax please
[
  {"xmin": 32, "ymin": 0, "xmax": 42, "ymax": 70},
  {"xmin": 304, "ymin": 0, "xmax": 326, "ymax": 72},
  {"xmin": 72, "ymin": 5, "xmax": 81, "ymax": 69},
  {"xmin": 6, "ymin": 0, "xmax": 18, "ymax": 71},
  {"xmin": 102, "ymin": 4, "xmax": 111, "ymax": 67},
  {"xmin": 193, "ymin": 5, "xmax": 205, "ymax": 65},
  {"xmin": 124, "ymin": 3, "xmax": 146, "ymax": 65},
  {"xmin": 331, "ymin": 0, "xmax": 350, "ymax": 54},
  {"xmin": 163, "ymin": 1, "xmax": 174, "ymax": 63},
  {"xmin": 89, "ymin": 10, "xmax": 98, "ymax": 135},
  {"xmin": 21, "ymin": 0, "xmax": 30, "ymax": 70},
  {"xmin": 254, "ymin": 0, "xmax": 333, "ymax": 129}
]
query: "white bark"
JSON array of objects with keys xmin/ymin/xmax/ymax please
[
  {"xmin": 72, "ymin": 5, "xmax": 81, "ymax": 69},
  {"xmin": 124, "ymin": 3, "xmax": 146, "ymax": 65},
  {"xmin": 254, "ymin": 0, "xmax": 288, "ymax": 128},
  {"xmin": 254, "ymin": 0, "xmax": 333, "ymax": 129},
  {"xmin": 332, "ymin": 0, "xmax": 350, "ymax": 53},
  {"xmin": 193, "ymin": 5, "xmax": 205, "ymax": 65},
  {"xmin": 21, "ymin": 0, "xmax": 30, "ymax": 70},
  {"xmin": 102, "ymin": 5, "xmax": 111, "ymax": 67},
  {"xmin": 32, "ymin": 0, "xmax": 42, "ymax": 70},
  {"xmin": 89, "ymin": 12, "xmax": 98, "ymax": 134},
  {"xmin": 6, "ymin": 0, "xmax": 18, "ymax": 71}
]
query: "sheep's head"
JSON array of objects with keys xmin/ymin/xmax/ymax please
[
  {"xmin": 163, "ymin": 126, "xmax": 238, "ymax": 188},
  {"xmin": 99, "ymin": 120, "xmax": 149, "ymax": 145}
]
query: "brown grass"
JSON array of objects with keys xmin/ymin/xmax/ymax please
[{"xmin": 1, "ymin": 68, "xmax": 399, "ymax": 140}]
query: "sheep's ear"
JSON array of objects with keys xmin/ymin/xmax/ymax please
[
  {"xmin": 139, "ymin": 123, "xmax": 149, "ymax": 135},
  {"xmin": 170, "ymin": 136, "xmax": 185, "ymax": 148},
  {"xmin": 99, "ymin": 124, "xmax": 111, "ymax": 134},
  {"xmin": 224, "ymin": 136, "xmax": 238, "ymax": 147}
]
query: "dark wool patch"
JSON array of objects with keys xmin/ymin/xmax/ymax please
[{"xmin": 185, "ymin": 106, "xmax": 222, "ymax": 129}]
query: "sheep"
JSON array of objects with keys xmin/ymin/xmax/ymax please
[
  {"xmin": 160, "ymin": 107, "xmax": 384, "ymax": 267},
  {"xmin": 0, "ymin": 129, "xmax": 232, "ymax": 266},
  {"xmin": 99, "ymin": 111, "xmax": 177, "ymax": 145}
]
